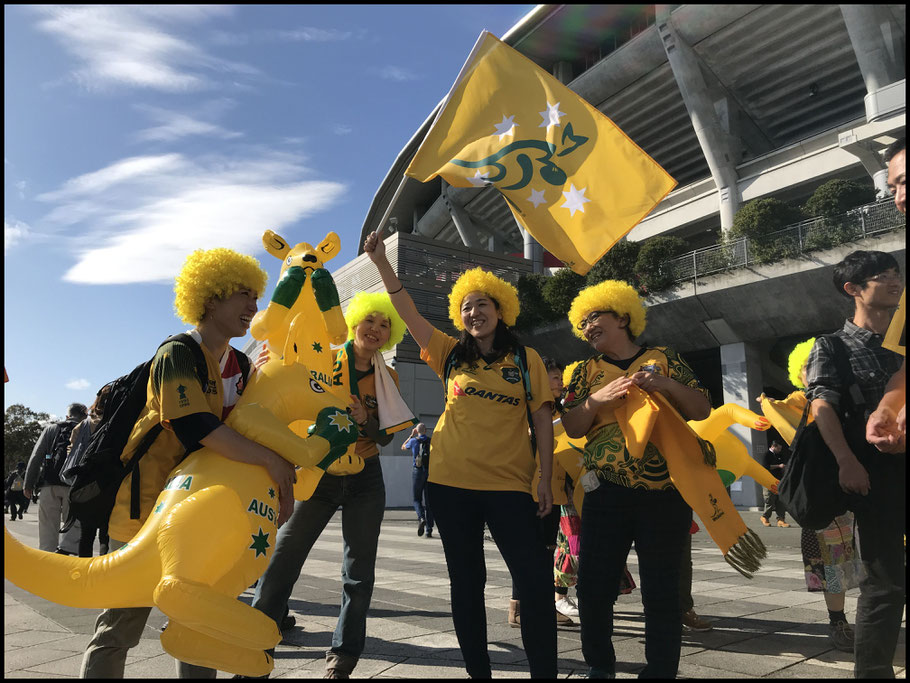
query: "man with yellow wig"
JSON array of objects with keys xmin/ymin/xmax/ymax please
[
  {"xmin": 81, "ymin": 248, "xmax": 297, "ymax": 679},
  {"xmin": 561, "ymin": 279, "xmax": 714, "ymax": 679}
]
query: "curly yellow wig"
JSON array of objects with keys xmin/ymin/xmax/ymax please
[
  {"xmin": 787, "ymin": 337, "xmax": 816, "ymax": 390},
  {"xmin": 174, "ymin": 248, "xmax": 268, "ymax": 325},
  {"xmin": 344, "ymin": 292, "xmax": 407, "ymax": 353},
  {"xmin": 568, "ymin": 280, "xmax": 647, "ymax": 339},
  {"xmin": 448, "ymin": 268, "xmax": 520, "ymax": 330},
  {"xmin": 563, "ymin": 360, "xmax": 584, "ymax": 388}
]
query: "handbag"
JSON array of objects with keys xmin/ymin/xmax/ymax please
[{"xmin": 777, "ymin": 335, "xmax": 867, "ymax": 530}]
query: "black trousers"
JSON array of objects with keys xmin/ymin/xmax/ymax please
[
  {"xmin": 853, "ymin": 450, "xmax": 906, "ymax": 678},
  {"xmin": 428, "ymin": 482, "xmax": 557, "ymax": 679},
  {"xmin": 578, "ymin": 480, "xmax": 691, "ymax": 678},
  {"xmin": 762, "ymin": 489, "xmax": 786, "ymax": 521}
]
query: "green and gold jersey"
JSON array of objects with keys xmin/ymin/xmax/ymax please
[
  {"xmin": 420, "ymin": 328, "xmax": 552, "ymax": 493},
  {"xmin": 563, "ymin": 346, "xmax": 709, "ymax": 491}
]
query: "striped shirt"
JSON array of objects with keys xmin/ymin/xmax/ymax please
[{"xmin": 805, "ymin": 319, "xmax": 902, "ymax": 417}]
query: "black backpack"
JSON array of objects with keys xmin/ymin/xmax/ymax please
[
  {"xmin": 40, "ymin": 419, "xmax": 79, "ymax": 487},
  {"xmin": 443, "ymin": 344, "xmax": 537, "ymax": 459},
  {"xmin": 62, "ymin": 334, "xmax": 249, "ymax": 533}
]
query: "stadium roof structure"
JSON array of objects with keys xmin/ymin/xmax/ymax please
[{"xmin": 358, "ymin": 4, "xmax": 905, "ymax": 259}]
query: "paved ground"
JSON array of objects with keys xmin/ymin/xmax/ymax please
[{"xmin": 4, "ymin": 508, "xmax": 905, "ymax": 678}]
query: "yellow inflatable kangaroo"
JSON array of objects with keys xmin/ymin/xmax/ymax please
[
  {"xmin": 251, "ymin": 229, "xmax": 365, "ymax": 489},
  {"xmin": 4, "ymin": 334, "xmax": 359, "ymax": 678}
]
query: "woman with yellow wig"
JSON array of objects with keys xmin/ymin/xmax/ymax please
[
  {"xmin": 250, "ymin": 290, "xmax": 414, "ymax": 679},
  {"xmin": 81, "ymin": 248, "xmax": 297, "ymax": 678},
  {"xmin": 364, "ymin": 231, "xmax": 557, "ymax": 679},
  {"xmin": 561, "ymin": 279, "xmax": 711, "ymax": 679},
  {"xmin": 758, "ymin": 339, "xmax": 862, "ymax": 653}
]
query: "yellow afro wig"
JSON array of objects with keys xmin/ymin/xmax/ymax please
[
  {"xmin": 568, "ymin": 280, "xmax": 647, "ymax": 339},
  {"xmin": 174, "ymin": 248, "xmax": 268, "ymax": 325},
  {"xmin": 448, "ymin": 267, "xmax": 520, "ymax": 330},
  {"xmin": 345, "ymin": 292, "xmax": 407, "ymax": 353},
  {"xmin": 563, "ymin": 360, "xmax": 584, "ymax": 388},
  {"xmin": 787, "ymin": 337, "xmax": 816, "ymax": 390}
]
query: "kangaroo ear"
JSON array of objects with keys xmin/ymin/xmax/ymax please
[
  {"xmin": 317, "ymin": 232, "xmax": 341, "ymax": 261},
  {"xmin": 262, "ymin": 230, "xmax": 289, "ymax": 260}
]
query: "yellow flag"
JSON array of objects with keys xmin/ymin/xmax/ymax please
[{"xmin": 406, "ymin": 32, "xmax": 677, "ymax": 275}]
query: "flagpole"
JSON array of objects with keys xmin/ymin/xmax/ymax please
[{"xmin": 376, "ymin": 175, "xmax": 408, "ymax": 238}]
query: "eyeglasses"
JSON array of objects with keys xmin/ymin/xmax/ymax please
[
  {"xmin": 577, "ymin": 310, "xmax": 613, "ymax": 332},
  {"xmin": 865, "ymin": 272, "xmax": 903, "ymax": 284}
]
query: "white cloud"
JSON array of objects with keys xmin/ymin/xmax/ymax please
[
  {"xmin": 5, "ymin": 217, "xmax": 32, "ymax": 250},
  {"xmin": 30, "ymin": 5, "xmax": 258, "ymax": 92},
  {"xmin": 65, "ymin": 378, "xmax": 91, "ymax": 390},
  {"xmin": 332, "ymin": 124, "xmax": 353, "ymax": 136},
  {"xmin": 373, "ymin": 66, "xmax": 419, "ymax": 82},
  {"xmin": 275, "ymin": 27, "xmax": 354, "ymax": 42},
  {"xmin": 209, "ymin": 26, "xmax": 360, "ymax": 46},
  {"xmin": 134, "ymin": 101, "xmax": 242, "ymax": 142},
  {"xmin": 38, "ymin": 152, "xmax": 346, "ymax": 284},
  {"xmin": 15, "ymin": 181, "xmax": 27, "ymax": 199}
]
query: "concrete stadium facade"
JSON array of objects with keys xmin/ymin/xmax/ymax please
[{"xmin": 331, "ymin": 4, "xmax": 906, "ymax": 508}]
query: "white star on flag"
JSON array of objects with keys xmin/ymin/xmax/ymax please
[
  {"xmin": 527, "ymin": 189, "xmax": 547, "ymax": 208},
  {"xmin": 538, "ymin": 102, "xmax": 566, "ymax": 129},
  {"xmin": 493, "ymin": 115, "xmax": 518, "ymax": 140},
  {"xmin": 467, "ymin": 170, "xmax": 492, "ymax": 187},
  {"xmin": 560, "ymin": 184, "xmax": 591, "ymax": 217}
]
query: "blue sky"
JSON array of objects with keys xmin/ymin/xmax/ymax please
[{"xmin": 4, "ymin": 4, "xmax": 535, "ymax": 418}]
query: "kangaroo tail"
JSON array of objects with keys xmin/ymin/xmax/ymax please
[{"xmin": 4, "ymin": 525, "xmax": 160, "ymax": 609}]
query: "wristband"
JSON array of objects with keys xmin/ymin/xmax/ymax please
[{"xmin": 388, "ymin": 284, "xmax": 404, "ymax": 295}]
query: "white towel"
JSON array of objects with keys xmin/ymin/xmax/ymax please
[{"xmin": 372, "ymin": 351, "xmax": 416, "ymax": 436}]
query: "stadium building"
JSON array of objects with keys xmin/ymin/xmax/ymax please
[{"xmin": 331, "ymin": 4, "xmax": 905, "ymax": 507}]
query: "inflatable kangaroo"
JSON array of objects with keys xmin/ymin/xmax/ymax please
[
  {"xmin": 251, "ymin": 229, "xmax": 365, "ymax": 488},
  {"xmin": 4, "ymin": 328, "xmax": 358, "ymax": 678}
]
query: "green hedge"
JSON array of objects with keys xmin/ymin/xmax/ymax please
[{"xmin": 634, "ymin": 235, "xmax": 688, "ymax": 292}]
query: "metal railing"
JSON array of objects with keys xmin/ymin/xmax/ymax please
[{"xmin": 664, "ymin": 197, "xmax": 905, "ymax": 286}]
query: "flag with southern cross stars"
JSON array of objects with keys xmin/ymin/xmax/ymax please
[{"xmin": 405, "ymin": 31, "xmax": 677, "ymax": 275}]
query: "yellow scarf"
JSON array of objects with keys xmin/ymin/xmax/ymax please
[{"xmin": 614, "ymin": 386, "xmax": 767, "ymax": 578}]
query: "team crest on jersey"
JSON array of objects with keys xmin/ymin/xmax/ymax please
[
  {"xmin": 363, "ymin": 394, "xmax": 378, "ymax": 410},
  {"xmin": 501, "ymin": 367, "xmax": 521, "ymax": 384}
]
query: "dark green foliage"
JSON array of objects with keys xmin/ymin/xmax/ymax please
[
  {"xmin": 4, "ymin": 404, "xmax": 51, "ymax": 474},
  {"xmin": 729, "ymin": 198, "xmax": 804, "ymax": 264},
  {"xmin": 803, "ymin": 179, "xmax": 876, "ymax": 219},
  {"xmin": 585, "ymin": 240, "xmax": 641, "ymax": 288},
  {"xmin": 634, "ymin": 236, "xmax": 688, "ymax": 292},
  {"xmin": 542, "ymin": 268, "xmax": 587, "ymax": 317},
  {"xmin": 515, "ymin": 273, "xmax": 557, "ymax": 331}
]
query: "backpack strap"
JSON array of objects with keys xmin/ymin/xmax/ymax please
[
  {"xmin": 823, "ymin": 334, "xmax": 866, "ymax": 416},
  {"xmin": 232, "ymin": 346, "xmax": 252, "ymax": 395},
  {"xmin": 128, "ymin": 333, "xmax": 211, "ymax": 521}
]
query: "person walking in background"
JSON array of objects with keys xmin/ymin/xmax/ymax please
[
  {"xmin": 23, "ymin": 403, "xmax": 88, "ymax": 554},
  {"xmin": 759, "ymin": 440, "xmax": 790, "ymax": 527},
  {"xmin": 364, "ymin": 229, "xmax": 558, "ymax": 679},
  {"xmin": 402, "ymin": 423, "xmax": 434, "ymax": 538},
  {"xmin": 5, "ymin": 462, "xmax": 29, "ymax": 522}
]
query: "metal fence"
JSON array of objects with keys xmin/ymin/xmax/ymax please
[{"xmin": 665, "ymin": 197, "xmax": 905, "ymax": 285}]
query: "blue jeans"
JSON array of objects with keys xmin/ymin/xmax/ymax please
[
  {"xmin": 427, "ymin": 482, "xmax": 557, "ymax": 679},
  {"xmin": 411, "ymin": 467, "xmax": 433, "ymax": 530},
  {"xmin": 578, "ymin": 480, "xmax": 691, "ymax": 678},
  {"xmin": 251, "ymin": 457, "xmax": 386, "ymax": 674}
]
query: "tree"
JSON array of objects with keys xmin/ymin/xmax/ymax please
[
  {"xmin": 515, "ymin": 273, "xmax": 557, "ymax": 331},
  {"xmin": 728, "ymin": 198, "xmax": 804, "ymax": 264},
  {"xmin": 585, "ymin": 240, "xmax": 641, "ymax": 288},
  {"xmin": 634, "ymin": 235, "xmax": 688, "ymax": 293},
  {"xmin": 801, "ymin": 179, "xmax": 877, "ymax": 252},
  {"xmin": 4, "ymin": 404, "xmax": 50, "ymax": 474},
  {"xmin": 542, "ymin": 268, "xmax": 587, "ymax": 318}
]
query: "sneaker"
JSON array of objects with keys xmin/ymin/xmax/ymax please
[
  {"xmin": 777, "ymin": 519, "xmax": 791, "ymax": 528},
  {"xmin": 828, "ymin": 620, "xmax": 854, "ymax": 652},
  {"xmin": 280, "ymin": 614, "xmax": 296, "ymax": 632},
  {"xmin": 682, "ymin": 609, "xmax": 712, "ymax": 632},
  {"xmin": 555, "ymin": 597, "xmax": 580, "ymax": 619},
  {"xmin": 324, "ymin": 669, "xmax": 349, "ymax": 679},
  {"xmin": 760, "ymin": 516, "xmax": 770, "ymax": 527},
  {"xmin": 556, "ymin": 609, "xmax": 574, "ymax": 626},
  {"xmin": 18, "ymin": 512, "xmax": 23, "ymax": 519},
  {"xmin": 417, "ymin": 518, "xmax": 426, "ymax": 537}
]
